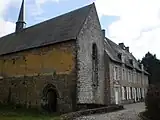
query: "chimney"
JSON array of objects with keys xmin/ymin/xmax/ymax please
[
  {"xmin": 141, "ymin": 64, "xmax": 144, "ymax": 71},
  {"xmin": 125, "ymin": 47, "xmax": 129, "ymax": 52},
  {"xmin": 15, "ymin": 0, "xmax": 26, "ymax": 32},
  {"xmin": 119, "ymin": 43, "xmax": 125, "ymax": 49},
  {"xmin": 102, "ymin": 29, "xmax": 105, "ymax": 39}
]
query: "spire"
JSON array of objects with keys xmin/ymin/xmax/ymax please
[{"xmin": 15, "ymin": 0, "xmax": 26, "ymax": 32}]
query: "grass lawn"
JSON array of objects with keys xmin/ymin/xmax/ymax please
[{"xmin": 0, "ymin": 105, "xmax": 61, "ymax": 120}]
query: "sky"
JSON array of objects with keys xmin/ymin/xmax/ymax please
[{"xmin": 0, "ymin": 0, "xmax": 160, "ymax": 60}]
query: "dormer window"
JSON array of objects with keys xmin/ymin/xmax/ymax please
[
  {"xmin": 118, "ymin": 53, "xmax": 122, "ymax": 60},
  {"xmin": 129, "ymin": 59, "xmax": 133, "ymax": 65},
  {"xmin": 118, "ymin": 53, "xmax": 125, "ymax": 63}
]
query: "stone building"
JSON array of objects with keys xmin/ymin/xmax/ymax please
[
  {"xmin": 0, "ymin": 1, "xmax": 149, "ymax": 114},
  {"xmin": 0, "ymin": 2, "xmax": 105, "ymax": 113},
  {"xmin": 104, "ymin": 36, "xmax": 149, "ymax": 105}
]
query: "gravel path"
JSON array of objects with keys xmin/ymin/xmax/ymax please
[{"xmin": 75, "ymin": 102, "xmax": 145, "ymax": 120}]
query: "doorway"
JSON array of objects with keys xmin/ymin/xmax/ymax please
[
  {"xmin": 47, "ymin": 89, "xmax": 57, "ymax": 112},
  {"xmin": 43, "ymin": 84, "xmax": 58, "ymax": 113},
  {"xmin": 115, "ymin": 89, "xmax": 119, "ymax": 104}
]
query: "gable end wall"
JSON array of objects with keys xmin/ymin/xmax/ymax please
[{"xmin": 76, "ymin": 5, "xmax": 105, "ymax": 104}]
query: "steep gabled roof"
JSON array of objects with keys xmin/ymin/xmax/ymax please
[
  {"xmin": 104, "ymin": 37, "xmax": 149, "ymax": 75},
  {"xmin": 0, "ymin": 3, "xmax": 94, "ymax": 55}
]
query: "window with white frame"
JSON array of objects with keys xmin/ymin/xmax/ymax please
[
  {"xmin": 142, "ymin": 88, "xmax": 145, "ymax": 98},
  {"xmin": 126, "ymin": 87, "xmax": 129, "ymax": 100},
  {"xmin": 135, "ymin": 73, "xmax": 136, "ymax": 83},
  {"xmin": 137, "ymin": 73, "xmax": 139, "ymax": 84},
  {"xmin": 117, "ymin": 67, "xmax": 119, "ymax": 80},
  {"xmin": 131, "ymin": 71, "xmax": 132, "ymax": 82},
  {"xmin": 140, "ymin": 74, "xmax": 141, "ymax": 85},
  {"xmin": 122, "ymin": 69, "xmax": 125, "ymax": 81},
  {"xmin": 114, "ymin": 66, "xmax": 118, "ymax": 80},
  {"xmin": 122, "ymin": 87, "xmax": 125, "ymax": 100},
  {"xmin": 128, "ymin": 71, "xmax": 130, "ymax": 82},
  {"xmin": 132, "ymin": 87, "xmax": 135, "ymax": 99},
  {"xmin": 128, "ymin": 87, "xmax": 131, "ymax": 99},
  {"xmin": 114, "ymin": 66, "xmax": 116, "ymax": 80},
  {"xmin": 138, "ymin": 88, "xmax": 140, "ymax": 99}
]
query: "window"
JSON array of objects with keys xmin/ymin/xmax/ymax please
[
  {"xmin": 128, "ymin": 87, "xmax": 131, "ymax": 99},
  {"xmin": 142, "ymin": 88, "xmax": 144, "ymax": 98},
  {"xmin": 124, "ymin": 86, "xmax": 127, "ymax": 100},
  {"xmin": 128, "ymin": 71, "xmax": 130, "ymax": 82},
  {"xmin": 121, "ymin": 87, "xmax": 125, "ymax": 100},
  {"xmin": 132, "ymin": 87, "xmax": 135, "ymax": 99},
  {"xmin": 129, "ymin": 59, "xmax": 133, "ymax": 65},
  {"xmin": 92, "ymin": 43, "xmax": 98, "ymax": 88},
  {"xmin": 12, "ymin": 59, "xmax": 15, "ymax": 64},
  {"xmin": 126, "ymin": 87, "xmax": 129, "ymax": 100},
  {"xmin": 122, "ymin": 69, "xmax": 125, "ymax": 81},
  {"xmin": 114, "ymin": 66, "xmax": 118, "ymax": 80}
]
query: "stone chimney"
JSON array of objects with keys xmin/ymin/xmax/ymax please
[
  {"xmin": 125, "ymin": 47, "xmax": 129, "ymax": 52},
  {"xmin": 119, "ymin": 43, "xmax": 125, "ymax": 49},
  {"xmin": 102, "ymin": 29, "xmax": 105, "ymax": 39}
]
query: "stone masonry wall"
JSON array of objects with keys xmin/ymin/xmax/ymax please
[
  {"xmin": 108, "ymin": 60, "xmax": 149, "ymax": 104},
  {"xmin": 0, "ymin": 40, "xmax": 77, "ymax": 113},
  {"xmin": 76, "ymin": 5, "xmax": 105, "ymax": 104},
  {"xmin": 104, "ymin": 53, "xmax": 111, "ymax": 105},
  {"xmin": 0, "ymin": 74, "xmax": 76, "ymax": 113},
  {"xmin": 109, "ymin": 62, "xmax": 122, "ymax": 104}
]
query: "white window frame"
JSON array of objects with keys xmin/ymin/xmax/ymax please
[
  {"xmin": 122, "ymin": 87, "xmax": 125, "ymax": 100},
  {"xmin": 128, "ymin": 87, "xmax": 131, "ymax": 99}
]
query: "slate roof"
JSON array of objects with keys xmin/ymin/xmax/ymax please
[
  {"xmin": 104, "ymin": 37, "xmax": 149, "ymax": 75},
  {"xmin": 0, "ymin": 3, "xmax": 94, "ymax": 55}
]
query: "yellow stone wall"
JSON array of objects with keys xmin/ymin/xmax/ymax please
[{"xmin": 0, "ymin": 40, "xmax": 76, "ymax": 77}]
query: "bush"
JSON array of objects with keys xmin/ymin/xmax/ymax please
[{"xmin": 145, "ymin": 83, "xmax": 160, "ymax": 119}]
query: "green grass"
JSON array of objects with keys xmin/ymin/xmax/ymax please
[{"xmin": 0, "ymin": 104, "xmax": 60, "ymax": 120}]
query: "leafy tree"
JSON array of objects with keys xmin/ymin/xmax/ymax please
[
  {"xmin": 145, "ymin": 84, "xmax": 160, "ymax": 119},
  {"xmin": 141, "ymin": 52, "xmax": 160, "ymax": 84}
]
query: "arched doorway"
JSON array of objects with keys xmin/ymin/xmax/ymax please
[
  {"xmin": 47, "ymin": 89, "xmax": 57, "ymax": 112},
  {"xmin": 42, "ymin": 84, "xmax": 58, "ymax": 113}
]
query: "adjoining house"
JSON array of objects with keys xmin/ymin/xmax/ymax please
[
  {"xmin": 104, "ymin": 36, "xmax": 149, "ymax": 105},
  {"xmin": 0, "ymin": 0, "xmax": 149, "ymax": 114}
]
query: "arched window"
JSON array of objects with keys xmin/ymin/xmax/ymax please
[{"xmin": 92, "ymin": 43, "xmax": 98, "ymax": 88}]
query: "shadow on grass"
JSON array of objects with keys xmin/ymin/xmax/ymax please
[{"xmin": 0, "ymin": 104, "xmax": 60, "ymax": 120}]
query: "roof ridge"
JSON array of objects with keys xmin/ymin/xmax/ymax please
[
  {"xmin": 0, "ymin": 3, "xmax": 95, "ymax": 55},
  {"xmin": 20, "ymin": 3, "xmax": 94, "ymax": 33}
]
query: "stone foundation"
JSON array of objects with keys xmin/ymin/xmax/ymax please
[{"xmin": 0, "ymin": 73, "xmax": 77, "ymax": 114}]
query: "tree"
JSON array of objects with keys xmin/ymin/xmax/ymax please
[{"xmin": 141, "ymin": 52, "xmax": 160, "ymax": 84}]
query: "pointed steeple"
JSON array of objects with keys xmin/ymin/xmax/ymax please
[{"xmin": 15, "ymin": 0, "xmax": 26, "ymax": 32}]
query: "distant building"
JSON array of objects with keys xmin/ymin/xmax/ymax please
[
  {"xmin": 104, "ymin": 37, "xmax": 149, "ymax": 105},
  {"xmin": 0, "ymin": 0, "xmax": 149, "ymax": 114}
]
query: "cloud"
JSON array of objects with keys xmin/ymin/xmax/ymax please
[
  {"xmin": 32, "ymin": 0, "xmax": 60, "ymax": 16},
  {"xmin": 0, "ymin": 0, "xmax": 17, "ymax": 37},
  {"xmin": 95, "ymin": 0, "xmax": 160, "ymax": 59},
  {"xmin": 35, "ymin": 0, "xmax": 59, "ymax": 5},
  {"xmin": 0, "ymin": 0, "xmax": 61, "ymax": 37},
  {"xmin": 0, "ymin": 19, "xmax": 15, "ymax": 37}
]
